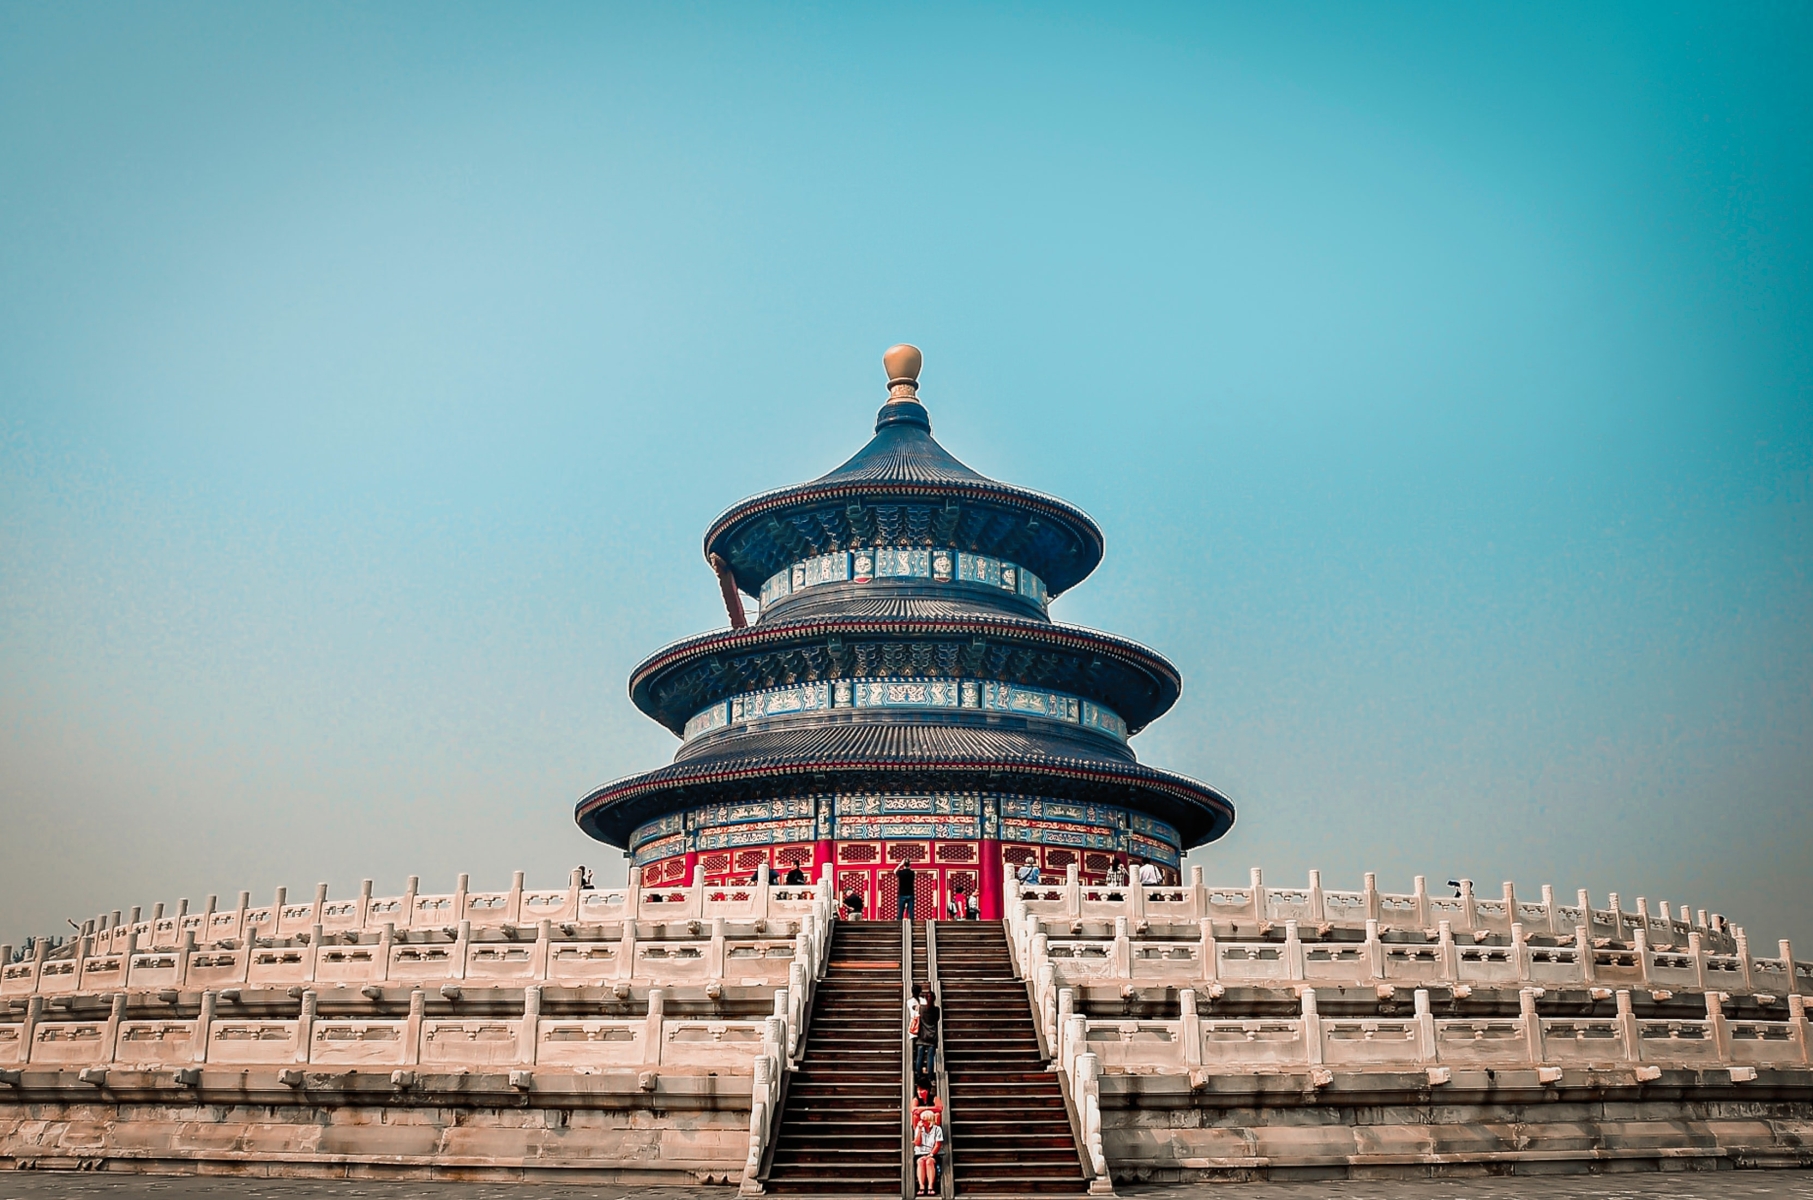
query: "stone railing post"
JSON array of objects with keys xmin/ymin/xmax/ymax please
[
  {"xmin": 1307, "ymin": 870, "xmax": 1325, "ymax": 923},
  {"xmin": 1789, "ymin": 994, "xmax": 1810, "ymax": 1066},
  {"xmin": 507, "ymin": 870, "xmax": 526, "ymax": 924},
  {"xmin": 1413, "ymin": 989, "xmax": 1435, "ymax": 1062},
  {"xmin": 1458, "ymin": 879, "xmax": 1477, "ymax": 931},
  {"xmin": 1520, "ymin": 988, "xmax": 1544, "ymax": 1064},
  {"xmin": 271, "ymin": 886, "xmax": 288, "ymax": 930},
  {"xmin": 1510, "ymin": 923, "xmax": 1528, "ymax": 984},
  {"xmin": 616, "ymin": 916, "xmax": 635, "ymax": 982},
  {"xmin": 742, "ymin": 1052, "xmax": 774, "ymax": 1194},
  {"xmin": 1688, "ymin": 931, "xmax": 1707, "ymax": 990},
  {"xmin": 306, "ymin": 924, "xmax": 323, "ymax": 983},
  {"xmin": 1200, "ymin": 918, "xmax": 1218, "ymax": 982},
  {"xmin": 1616, "ymin": 989, "xmax": 1639, "ymax": 1062},
  {"xmin": 1057, "ymin": 987, "xmax": 1075, "ymax": 1064},
  {"xmin": 644, "ymin": 988, "xmax": 665, "ymax": 1067},
  {"xmin": 1412, "ymin": 875, "xmax": 1429, "ymax": 929},
  {"xmin": 176, "ymin": 930, "xmax": 196, "ymax": 987},
  {"xmin": 786, "ymin": 963, "xmax": 806, "ymax": 1060},
  {"xmin": 1781, "ymin": 940, "xmax": 1800, "ymax": 997},
  {"xmin": 232, "ymin": 890, "xmax": 250, "ymax": 942},
  {"xmin": 1363, "ymin": 872, "xmax": 1380, "ymax": 923},
  {"xmin": 1365, "ymin": 919, "xmax": 1384, "ymax": 982},
  {"xmin": 378, "ymin": 922, "xmax": 395, "ymax": 982},
  {"xmin": 1634, "ymin": 929, "xmax": 1652, "ymax": 986},
  {"xmin": 453, "ymin": 873, "xmax": 470, "ymax": 923},
  {"xmin": 534, "ymin": 919, "xmax": 553, "ymax": 981},
  {"xmin": 357, "ymin": 879, "xmax": 374, "ymax": 930},
  {"xmin": 1188, "ymin": 864, "xmax": 1205, "ymax": 919},
  {"xmin": 1502, "ymin": 881, "xmax": 1518, "ymax": 929},
  {"xmin": 401, "ymin": 876, "xmax": 420, "ymax": 931},
  {"xmin": 1436, "ymin": 921, "xmax": 1458, "ymax": 983},
  {"xmin": 709, "ymin": 917, "xmax": 727, "ymax": 980},
  {"xmin": 455, "ymin": 920, "xmax": 471, "ymax": 980},
  {"xmin": 1112, "ymin": 917, "xmax": 1131, "ymax": 977},
  {"xmin": 1735, "ymin": 930, "xmax": 1754, "ymax": 993},
  {"xmin": 1284, "ymin": 919, "xmax": 1305, "ymax": 981},
  {"xmin": 1074, "ymin": 1051, "xmax": 1109, "ymax": 1183},
  {"xmin": 297, "ymin": 990, "xmax": 317, "ymax": 1064},
  {"xmin": 1063, "ymin": 1012, "xmax": 1085, "ymax": 1079},
  {"xmin": 520, "ymin": 985, "xmax": 541, "ymax": 1065},
  {"xmin": 1179, "ymin": 987, "xmax": 1202, "ymax": 1067},
  {"xmin": 405, "ymin": 989, "xmax": 425, "ymax": 1066},
  {"xmin": 1250, "ymin": 868, "xmax": 1267, "ymax": 925},
  {"xmin": 103, "ymin": 992, "xmax": 127, "ymax": 1066},
  {"xmin": 1540, "ymin": 885, "xmax": 1557, "ymax": 936},
  {"xmin": 20, "ymin": 996, "xmax": 43, "ymax": 1065},
  {"xmin": 1607, "ymin": 892, "xmax": 1625, "ymax": 942},
  {"xmin": 1706, "ymin": 990, "xmax": 1731, "ymax": 1061},
  {"xmin": 1300, "ymin": 988, "xmax": 1323, "ymax": 1065},
  {"xmin": 1576, "ymin": 925, "xmax": 1594, "ymax": 985},
  {"xmin": 312, "ymin": 882, "xmax": 329, "ymax": 928}
]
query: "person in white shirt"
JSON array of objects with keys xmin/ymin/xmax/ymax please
[
  {"xmin": 1137, "ymin": 860, "xmax": 1163, "ymax": 886},
  {"xmin": 913, "ymin": 1106, "xmax": 944, "ymax": 1195}
]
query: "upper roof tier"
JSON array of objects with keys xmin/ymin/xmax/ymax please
[{"xmin": 703, "ymin": 347, "xmax": 1106, "ymax": 601}]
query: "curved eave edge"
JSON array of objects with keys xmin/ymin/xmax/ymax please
[
  {"xmin": 702, "ymin": 480, "xmax": 1107, "ymax": 597},
  {"xmin": 572, "ymin": 760, "xmax": 1236, "ymax": 850}
]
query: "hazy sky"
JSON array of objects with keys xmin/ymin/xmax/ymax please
[{"xmin": 2, "ymin": 4, "xmax": 1808, "ymax": 950}]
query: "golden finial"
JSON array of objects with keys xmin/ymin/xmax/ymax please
[{"xmin": 883, "ymin": 344, "xmax": 922, "ymax": 403}]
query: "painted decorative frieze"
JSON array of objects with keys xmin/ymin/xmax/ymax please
[
  {"xmin": 759, "ymin": 547, "xmax": 1047, "ymax": 608},
  {"xmin": 684, "ymin": 678, "xmax": 1127, "ymax": 744}
]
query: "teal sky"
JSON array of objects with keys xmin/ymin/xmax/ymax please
[{"xmin": 2, "ymin": 4, "xmax": 1809, "ymax": 948}]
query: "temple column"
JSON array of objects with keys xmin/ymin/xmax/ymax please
[{"xmin": 978, "ymin": 796, "xmax": 1004, "ymax": 920}]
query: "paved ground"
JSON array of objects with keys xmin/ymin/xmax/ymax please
[{"xmin": 0, "ymin": 1173, "xmax": 1811, "ymax": 1200}]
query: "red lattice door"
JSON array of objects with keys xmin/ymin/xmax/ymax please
[
  {"xmin": 837, "ymin": 870, "xmax": 874, "ymax": 919},
  {"xmin": 942, "ymin": 869, "xmax": 979, "ymax": 918}
]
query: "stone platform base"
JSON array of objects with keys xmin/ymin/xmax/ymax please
[
  {"xmin": 0, "ymin": 1068, "xmax": 750, "ymax": 1183},
  {"xmin": 1102, "ymin": 1067, "xmax": 1813, "ymax": 1182}
]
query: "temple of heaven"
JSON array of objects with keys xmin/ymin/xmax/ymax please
[{"xmin": 575, "ymin": 345, "xmax": 1234, "ymax": 920}]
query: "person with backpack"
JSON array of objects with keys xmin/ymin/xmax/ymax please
[{"xmin": 913, "ymin": 988, "xmax": 939, "ymax": 1079}]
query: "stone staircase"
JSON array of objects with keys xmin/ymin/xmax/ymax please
[
  {"xmin": 763, "ymin": 920, "xmax": 906, "ymax": 1196},
  {"xmin": 936, "ymin": 921, "xmax": 1090, "ymax": 1195}
]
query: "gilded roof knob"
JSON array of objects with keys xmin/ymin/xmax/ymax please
[{"xmin": 883, "ymin": 344, "xmax": 922, "ymax": 402}]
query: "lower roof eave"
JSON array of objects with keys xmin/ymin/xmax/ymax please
[{"xmin": 573, "ymin": 758, "xmax": 1235, "ymax": 852}]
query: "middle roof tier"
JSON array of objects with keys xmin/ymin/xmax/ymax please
[{"xmin": 628, "ymin": 611, "xmax": 1184, "ymax": 737}]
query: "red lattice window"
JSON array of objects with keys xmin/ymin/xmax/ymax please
[
  {"xmin": 776, "ymin": 844, "xmax": 813, "ymax": 866},
  {"xmin": 887, "ymin": 842, "xmax": 928, "ymax": 863},
  {"xmin": 701, "ymin": 853, "xmax": 732, "ymax": 875},
  {"xmin": 1045, "ymin": 849, "xmax": 1077, "ymax": 870},
  {"xmin": 945, "ymin": 869, "xmax": 979, "ymax": 898},
  {"xmin": 1003, "ymin": 845, "xmax": 1037, "ymax": 865},
  {"xmin": 735, "ymin": 849, "xmax": 768, "ymax": 871},
  {"xmin": 935, "ymin": 842, "xmax": 976, "ymax": 863},
  {"xmin": 840, "ymin": 843, "xmax": 879, "ymax": 863},
  {"xmin": 663, "ymin": 859, "xmax": 688, "ymax": 881},
  {"xmin": 1084, "ymin": 853, "xmax": 1114, "ymax": 874}
]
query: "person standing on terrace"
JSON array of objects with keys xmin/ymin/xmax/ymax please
[{"xmin": 896, "ymin": 859, "xmax": 917, "ymax": 921}]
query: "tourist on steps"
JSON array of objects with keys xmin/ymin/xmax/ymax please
[
  {"xmin": 896, "ymin": 860, "xmax": 917, "ymax": 921},
  {"xmin": 913, "ymin": 1106, "xmax": 943, "ymax": 1195},
  {"xmin": 842, "ymin": 888, "xmax": 865, "ymax": 920},
  {"xmin": 913, "ymin": 988, "xmax": 939, "ymax": 1078}
]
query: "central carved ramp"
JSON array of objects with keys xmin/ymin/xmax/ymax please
[
  {"xmin": 937, "ymin": 921, "xmax": 1090, "ymax": 1195},
  {"xmin": 764, "ymin": 920, "xmax": 905, "ymax": 1195}
]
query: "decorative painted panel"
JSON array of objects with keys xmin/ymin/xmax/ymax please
[
  {"xmin": 835, "ymin": 813, "xmax": 981, "ymax": 841},
  {"xmin": 632, "ymin": 833, "xmax": 685, "ymax": 866},
  {"xmin": 836, "ymin": 793, "xmax": 980, "ymax": 817},
  {"xmin": 685, "ymin": 678, "xmax": 1125, "ymax": 744},
  {"xmin": 983, "ymin": 681, "xmax": 1079, "ymax": 722},
  {"xmin": 629, "ymin": 811, "xmax": 686, "ymax": 850},
  {"xmin": 760, "ymin": 547, "xmax": 1045, "ymax": 608}
]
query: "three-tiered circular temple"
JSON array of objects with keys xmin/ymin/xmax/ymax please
[{"xmin": 576, "ymin": 347, "xmax": 1234, "ymax": 918}]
